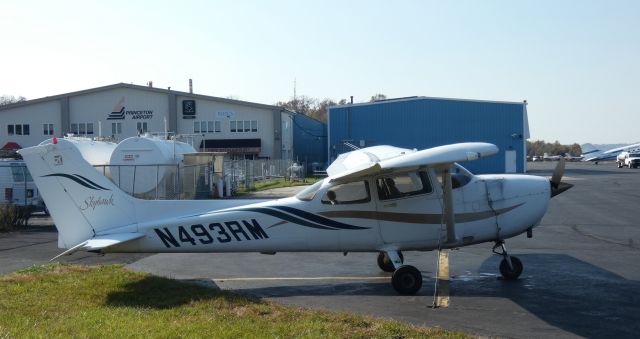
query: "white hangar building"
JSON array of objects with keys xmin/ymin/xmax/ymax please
[{"xmin": 0, "ymin": 83, "xmax": 294, "ymax": 160}]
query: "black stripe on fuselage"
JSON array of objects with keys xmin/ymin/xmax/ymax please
[
  {"xmin": 42, "ymin": 173, "xmax": 109, "ymax": 191},
  {"xmin": 238, "ymin": 207, "xmax": 338, "ymax": 230},
  {"xmin": 271, "ymin": 206, "xmax": 370, "ymax": 230}
]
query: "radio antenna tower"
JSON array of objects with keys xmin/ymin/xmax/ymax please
[{"xmin": 293, "ymin": 78, "xmax": 297, "ymax": 101}]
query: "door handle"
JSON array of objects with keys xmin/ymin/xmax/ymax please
[{"xmin": 383, "ymin": 202, "xmax": 397, "ymax": 208}]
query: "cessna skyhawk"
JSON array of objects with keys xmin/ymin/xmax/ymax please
[{"xmin": 19, "ymin": 139, "xmax": 572, "ymax": 295}]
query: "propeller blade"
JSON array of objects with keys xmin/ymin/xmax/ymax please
[
  {"xmin": 549, "ymin": 158, "xmax": 573, "ymax": 197},
  {"xmin": 550, "ymin": 158, "xmax": 565, "ymax": 188}
]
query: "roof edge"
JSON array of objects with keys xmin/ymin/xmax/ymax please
[{"xmin": 0, "ymin": 82, "xmax": 281, "ymax": 111}]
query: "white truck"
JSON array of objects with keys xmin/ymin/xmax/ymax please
[
  {"xmin": 0, "ymin": 159, "xmax": 45, "ymax": 211},
  {"xmin": 616, "ymin": 151, "xmax": 640, "ymax": 168}
]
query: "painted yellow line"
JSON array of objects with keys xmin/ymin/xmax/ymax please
[{"xmin": 213, "ymin": 276, "xmax": 390, "ymax": 281}]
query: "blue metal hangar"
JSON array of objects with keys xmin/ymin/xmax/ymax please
[{"xmin": 327, "ymin": 96, "xmax": 530, "ymax": 174}]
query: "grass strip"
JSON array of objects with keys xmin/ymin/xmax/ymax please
[{"xmin": 0, "ymin": 263, "xmax": 465, "ymax": 338}]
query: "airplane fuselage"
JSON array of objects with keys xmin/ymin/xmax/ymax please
[{"xmin": 110, "ymin": 169, "xmax": 550, "ymax": 254}]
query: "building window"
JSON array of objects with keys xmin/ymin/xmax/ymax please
[
  {"xmin": 7, "ymin": 125, "xmax": 14, "ymax": 135},
  {"xmin": 15, "ymin": 125, "xmax": 22, "ymax": 135},
  {"xmin": 207, "ymin": 121, "xmax": 213, "ymax": 133},
  {"xmin": 136, "ymin": 122, "xmax": 148, "ymax": 133},
  {"xmin": 23, "ymin": 124, "xmax": 29, "ymax": 135},
  {"xmin": 194, "ymin": 121, "xmax": 200, "ymax": 133},
  {"xmin": 229, "ymin": 120, "xmax": 257, "ymax": 133},
  {"xmin": 215, "ymin": 120, "xmax": 221, "ymax": 132},
  {"xmin": 43, "ymin": 124, "xmax": 54, "ymax": 135},
  {"xmin": 111, "ymin": 122, "xmax": 122, "ymax": 135},
  {"xmin": 70, "ymin": 123, "xmax": 94, "ymax": 135},
  {"xmin": 7, "ymin": 124, "xmax": 29, "ymax": 136}
]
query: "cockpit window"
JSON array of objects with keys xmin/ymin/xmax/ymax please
[
  {"xmin": 377, "ymin": 171, "xmax": 432, "ymax": 200},
  {"xmin": 295, "ymin": 180, "xmax": 323, "ymax": 201},
  {"xmin": 451, "ymin": 164, "xmax": 473, "ymax": 188},
  {"xmin": 435, "ymin": 164, "xmax": 473, "ymax": 189},
  {"xmin": 321, "ymin": 181, "xmax": 371, "ymax": 205}
]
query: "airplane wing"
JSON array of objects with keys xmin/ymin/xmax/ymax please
[{"xmin": 328, "ymin": 143, "xmax": 498, "ymax": 182}]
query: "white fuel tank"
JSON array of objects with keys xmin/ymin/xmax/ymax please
[
  {"xmin": 109, "ymin": 136, "xmax": 196, "ymax": 194},
  {"xmin": 39, "ymin": 137, "xmax": 116, "ymax": 166}
]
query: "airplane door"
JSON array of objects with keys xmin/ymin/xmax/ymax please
[
  {"xmin": 505, "ymin": 150, "xmax": 517, "ymax": 173},
  {"xmin": 374, "ymin": 170, "xmax": 442, "ymax": 247}
]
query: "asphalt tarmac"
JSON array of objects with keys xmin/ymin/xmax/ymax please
[{"xmin": 2, "ymin": 161, "xmax": 639, "ymax": 338}]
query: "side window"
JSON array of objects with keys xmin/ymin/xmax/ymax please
[
  {"xmin": 321, "ymin": 181, "xmax": 371, "ymax": 205},
  {"xmin": 377, "ymin": 171, "xmax": 432, "ymax": 200}
]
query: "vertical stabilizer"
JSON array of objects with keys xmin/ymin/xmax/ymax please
[{"xmin": 19, "ymin": 139, "xmax": 137, "ymax": 248}]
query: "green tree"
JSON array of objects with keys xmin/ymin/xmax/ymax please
[
  {"xmin": 0, "ymin": 95, "xmax": 26, "ymax": 106},
  {"xmin": 370, "ymin": 93, "xmax": 387, "ymax": 102}
]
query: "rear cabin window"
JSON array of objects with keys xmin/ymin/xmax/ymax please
[
  {"xmin": 321, "ymin": 181, "xmax": 371, "ymax": 205},
  {"xmin": 377, "ymin": 171, "xmax": 432, "ymax": 200}
]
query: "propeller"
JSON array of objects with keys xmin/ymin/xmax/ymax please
[{"xmin": 550, "ymin": 158, "xmax": 574, "ymax": 197}]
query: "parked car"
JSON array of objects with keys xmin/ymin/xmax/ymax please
[{"xmin": 0, "ymin": 159, "xmax": 45, "ymax": 212}]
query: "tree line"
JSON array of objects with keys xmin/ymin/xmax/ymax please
[
  {"xmin": 275, "ymin": 94, "xmax": 387, "ymax": 123},
  {"xmin": 0, "ymin": 95, "xmax": 26, "ymax": 107},
  {"xmin": 527, "ymin": 140, "xmax": 582, "ymax": 156}
]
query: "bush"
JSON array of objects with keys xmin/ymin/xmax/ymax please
[{"xmin": 0, "ymin": 204, "xmax": 32, "ymax": 232}]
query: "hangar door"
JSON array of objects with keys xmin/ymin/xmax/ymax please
[{"xmin": 505, "ymin": 150, "xmax": 517, "ymax": 173}]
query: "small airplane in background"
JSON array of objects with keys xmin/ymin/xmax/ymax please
[
  {"xmin": 543, "ymin": 153, "xmax": 562, "ymax": 161},
  {"xmin": 19, "ymin": 139, "xmax": 572, "ymax": 295},
  {"xmin": 563, "ymin": 153, "xmax": 583, "ymax": 161}
]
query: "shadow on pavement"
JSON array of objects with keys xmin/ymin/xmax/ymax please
[{"xmin": 232, "ymin": 254, "xmax": 640, "ymax": 339}]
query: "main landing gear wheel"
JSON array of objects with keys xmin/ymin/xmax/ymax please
[
  {"xmin": 493, "ymin": 240, "xmax": 523, "ymax": 280},
  {"xmin": 392, "ymin": 265, "xmax": 422, "ymax": 295},
  {"xmin": 499, "ymin": 256, "xmax": 523, "ymax": 280},
  {"xmin": 377, "ymin": 251, "xmax": 404, "ymax": 272}
]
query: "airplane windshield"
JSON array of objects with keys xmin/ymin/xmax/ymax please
[
  {"xmin": 296, "ymin": 180, "xmax": 323, "ymax": 201},
  {"xmin": 630, "ymin": 154, "xmax": 640, "ymax": 157},
  {"xmin": 451, "ymin": 164, "xmax": 473, "ymax": 188},
  {"xmin": 435, "ymin": 164, "xmax": 473, "ymax": 189}
]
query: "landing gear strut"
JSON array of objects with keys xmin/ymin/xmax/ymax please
[
  {"xmin": 377, "ymin": 251, "xmax": 404, "ymax": 272},
  {"xmin": 493, "ymin": 241, "xmax": 523, "ymax": 280}
]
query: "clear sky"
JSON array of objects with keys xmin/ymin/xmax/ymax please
[{"xmin": 1, "ymin": 0, "xmax": 638, "ymax": 144}]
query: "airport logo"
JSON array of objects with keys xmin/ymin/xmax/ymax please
[{"xmin": 107, "ymin": 96, "xmax": 154, "ymax": 120}]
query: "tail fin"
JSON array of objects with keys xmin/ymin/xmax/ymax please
[{"xmin": 19, "ymin": 139, "xmax": 137, "ymax": 248}]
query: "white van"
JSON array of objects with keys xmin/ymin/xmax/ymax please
[{"xmin": 0, "ymin": 159, "xmax": 45, "ymax": 211}]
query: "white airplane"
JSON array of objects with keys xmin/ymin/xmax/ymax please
[
  {"xmin": 18, "ymin": 139, "xmax": 572, "ymax": 295},
  {"xmin": 582, "ymin": 143, "xmax": 640, "ymax": 163},
  {"xmin": 543, "ymin": 153, "xmax": 562, "ymax": 161}
]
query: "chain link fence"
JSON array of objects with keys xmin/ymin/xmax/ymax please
[
  {"xmin": 223, "ymin": 159, "xmax": 306, "ymax": 194},
  {"xmin": 95, "ymin": 159, "xmax": 307, "ymax": 199},
  {"xmin": 95, "ymin": 164, "xmax": 216, "ymax": 200}
]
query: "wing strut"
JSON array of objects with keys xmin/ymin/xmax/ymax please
[{"xmin": 442, "ymin": 168, "xmax": 456, "ymax": 243}]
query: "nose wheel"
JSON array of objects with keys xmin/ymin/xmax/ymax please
[{"xmin": 493, "ymin": 241, "xmax": 523, "ymax": 280}]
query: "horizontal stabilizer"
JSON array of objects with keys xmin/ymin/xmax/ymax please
[{"xmin": 50, "ymin": 232, "xmax": 144, "ymax": 261}]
